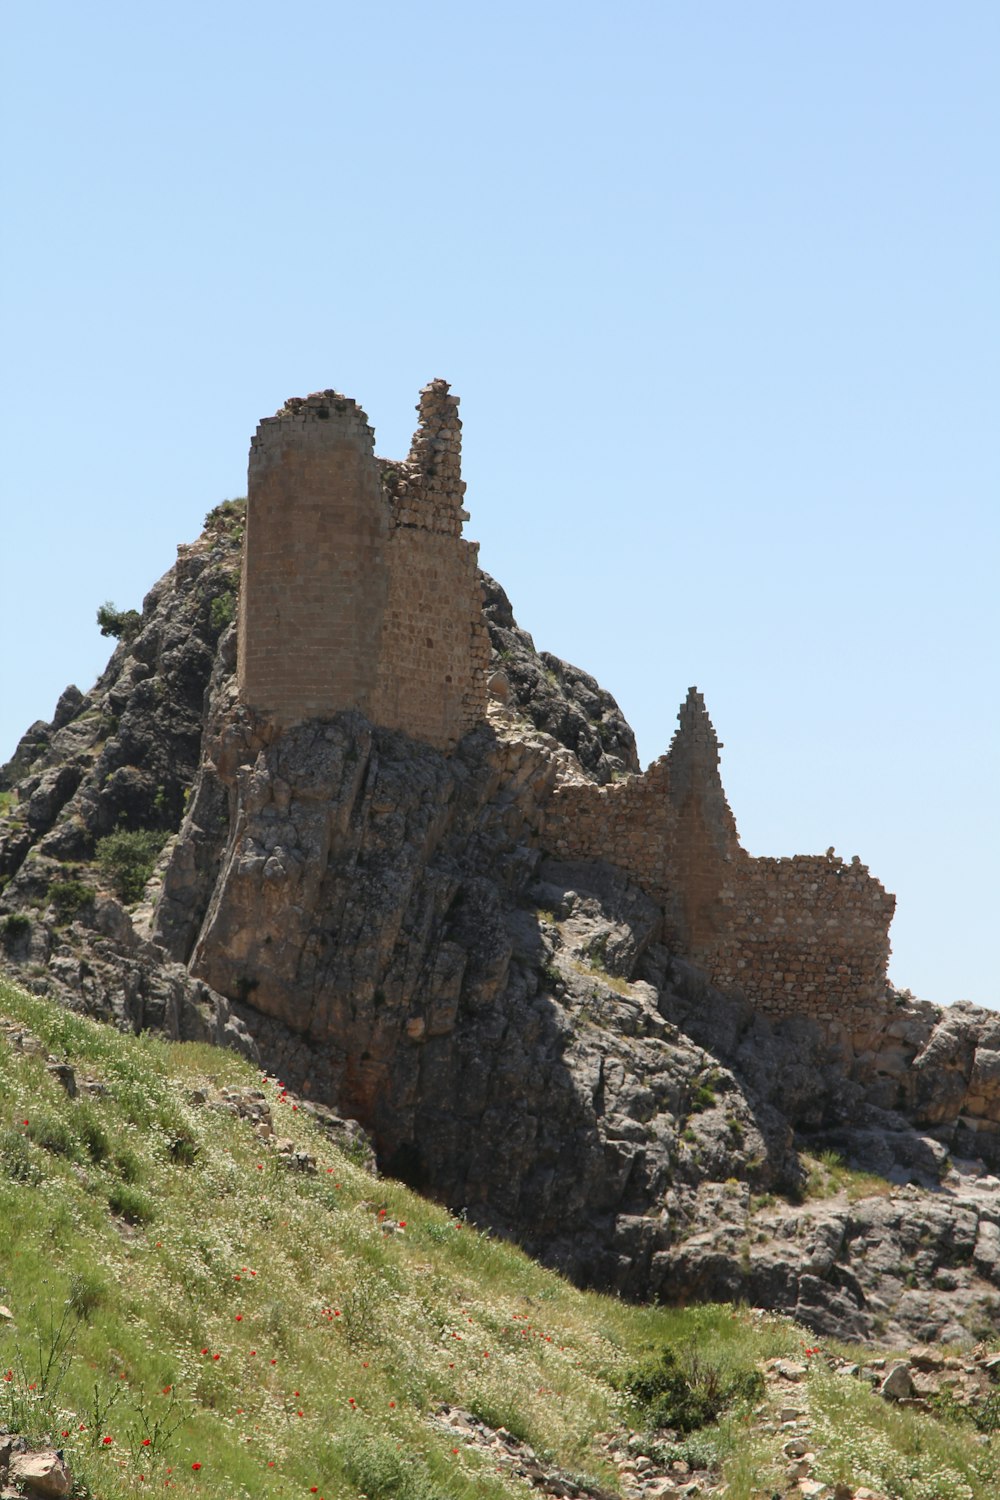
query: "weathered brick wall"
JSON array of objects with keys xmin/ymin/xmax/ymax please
[
  {"xmin": 543, "ymin": 688, "xmax": 896, "ymax": 1026},
  {"xmin": 708, "ymin": 852, "xmax": 895, "ymax": 1024},
  {"xmin": 238, "ymin": 395, "xmax": 388, "ymax": 724},
  {"xmin": 238, "ymin": 382, "xmax": 488, "ymax": 749}
]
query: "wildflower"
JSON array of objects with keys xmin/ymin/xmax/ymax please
[
  {"xmin": 200, "ymin": 1347, "xmax": 209, "ymax": 1355},
  {"xmin": 142, "ymin": 1439, "xmax": 151, "ymax": 1448},
  {"xmin": 191, "ymin": 1463, "xmax": 202, "ymax": 1471},
  {"xmin": 61, "ymin": 1430, "xmax": 69, "ymax": 1438},
  {"xmin": 389, "ymin": 1400, "xmax": 396, "ymax": 1408},
  {"xmin": 250, "ymin": 1350, "xmax": 257, "ymax": 1357},
  {"xmin": 213, "ymin": 1353, "xmax": 221, "ymax": 1361},
  {"xmin": 102, "ymin": 1436, "xmax": 113, "ymax": 1446},
  {"xmin": 2, "ymin": 1371, "xmax": 10, "ymax": 1382},
  {"xmin": 235, "ymin": 1314, "xmax": 243, "ymax": 1322},
  {"xmin": 162, "ymin": 1385, "xmax": 171, "ymax": 1393}
]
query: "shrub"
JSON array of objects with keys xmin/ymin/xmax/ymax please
[
  {"xmin": 108, "ymin": 1182, "xmax": 155, "ymax": 1224},
  {"xmin": 203, "ymin": 496, "xmax": 246, "ymax": 534},
  {"xmin": 75, "ymin": 1104, "xmax": 110, "ymax": 1164},
  {"xmin": 0, "ymin": 1127, "xmax": 42, "ymax": 1184},
  {"xmin": 210, "ymin": 589, "xmax": 236, "ymax": 632},
  {"xmin": 621, "ymin": 1345, "xmax": 763, "ymax": 1435},
  {"xmin": 95, "ymin": 828, "xmax": 167, "ymax": 903},
  {"xmin": 1, "ymin": 912, "xmax": 31, "ymax": 944},
  {"xmin": 47, "ymin": 879, "xmax": 93, "ymax": 921},
  {"xmin": 96, "ymin": 601, "xmax": 142, "ymax": 642},
  {"xmin": 26, "ymin": 1111, "xmax": 78, "ymax": 1158}
]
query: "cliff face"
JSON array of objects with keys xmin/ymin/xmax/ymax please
[{"xmin": 3, "ymin": 506, "xmax": 1000, "ymax": 1345}]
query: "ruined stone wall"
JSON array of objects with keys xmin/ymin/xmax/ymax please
[
  {"xmin": 708, "ymin": 853, "xmax": 895, "ymax": 1024},
  {"xmin": 238, "ymin": 381, "xmax": 488, "ymax": 749},
  {"xmin": 543, "ymin": 689, "xmax": 895, "ymax": 1026},
  {"xmin": 373, "ymin": 381, "xmax": 490, "ymax": 741}
]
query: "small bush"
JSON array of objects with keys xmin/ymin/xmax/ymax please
[
  {"xmin": 27, "ymin": 1111, "xmax": 78, "ymax": 1158},
  {"xmin": 0, "ymin": 1126, "xmax": 42, "ymax": 1184},
  {"xmin": 167, "ymin": 1132, "xmax": 199, "ymax": 1166},
  {"xmin": 69, "ymin": 1268, "xmax": 108, "ymax": 1320},
  {"xmin": 108, "ymin": 1182, "xmax": 155, "ymax": 1224},
  {"xmin": 203, "ymin": 496, "xmax": 246, "ymax": 534},
  {"xmin": 1, "ymin": 912, "xmax": 30, "ymax": 944},
  {"xmin": 96, "ymin": 601, "xmax": 142, "ymax": 642},
  {"xmin": 48, "ymin": 879, "xmax": 93, "ymax": 920},
  {"xmin": 338, "ymin": 1432, "xmax": 437, "ymax": 1500},
  {"xmin": 75, "ymin": 1104, "xmax": 110, "ymax": 1164},
  {"xmin": 209, "ymin": 590, "xmax": 236, "ymax": 632},
  {"xmin": 95, "ymin": 828, "xmax": 167, "ymax": 903},
  {"xmin": 974, "ymin": 1389, "xmax": 1000, "ymax": 1434},
  {"xmin": 621, "ymin": 1345, "xmax": 763, "ymax": 1435},
  {"xmin": 113, "ymin": 1145, "xmax": 145, "ymax": 1184}
]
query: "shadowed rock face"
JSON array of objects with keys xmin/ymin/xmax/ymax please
[{"xmin": 4, "ymin": 518, "xmax": 1000, "ymax": 1345}]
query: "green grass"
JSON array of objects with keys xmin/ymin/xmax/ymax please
[
  {"xmin": 0, "ymin": 975, "xmax": 997, "ymax": 1499},
  {"xmin": 800, "ymin": 1148, "xmax": 894, "ymax": 1203}
]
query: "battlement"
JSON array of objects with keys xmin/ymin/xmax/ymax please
[{"xmin": 237, "ymin": 381, "xmax": 490, "ymax": 748}]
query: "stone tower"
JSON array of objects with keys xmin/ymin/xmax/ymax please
[{"xmin": 237, "ymin": 382, "xmax": 489, "ymax": 749}]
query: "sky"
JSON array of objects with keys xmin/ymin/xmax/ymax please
[{"xmin": 2, "ymin": 2, "xmax": 997, "ymax": 1008}]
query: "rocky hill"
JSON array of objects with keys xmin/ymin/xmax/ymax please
[{"xmin": 2, "ymin": 490, "xmax": 1000, "ymax": 1358}]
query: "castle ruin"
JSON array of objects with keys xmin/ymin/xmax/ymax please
[
  {"xmin": 238, "ymin": 380, "xmax": 489, "ymax": 749},
  {"xmin": 237, "ymin": 382, "xmax": 896, "ymax": 1029}
]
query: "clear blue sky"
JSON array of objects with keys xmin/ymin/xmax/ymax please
[{"xmin": 2, "ymin": 3, "xmax": 997, "ymax": 1007}]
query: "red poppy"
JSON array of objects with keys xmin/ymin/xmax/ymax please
[
  {"xmin": 235, "ymin": 1314, "xmax": 243, "ymax": 1322},
  {"xmin": 102, "ymin": 1436, "xmax": 113, "ymax": 1446},
  {"xmin": 142, "ymin": 1439, "xmax": 151, "ymax": 1448},
  {"xmin": 191, "ymin": 1463, "xmax": 201, "ymax": 1471}
]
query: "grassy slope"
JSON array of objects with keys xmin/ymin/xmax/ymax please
[{"xmin": 0, "ymin": 977, "xmax": 996, "ymax": 1500}]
